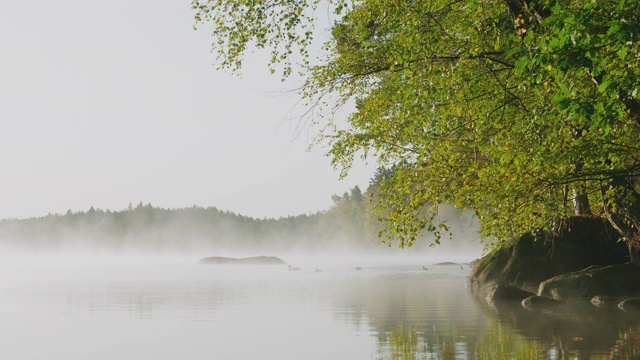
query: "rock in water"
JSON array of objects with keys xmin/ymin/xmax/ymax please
[
  {"xmin": 468, "ymin": 216, "xmax": 627, "ymax": 293},
  {"xmin": 486, "ymin": 284, "xmax": 535, "ymax": 303},
  {"xmin": 521, "ymin": 296, "xmax": 563, "ymax": 310},
  {"xmin": 618, "ymin": 298, "xmax": 640, "ymax": 312},
  {"xmin": 590, "ymin": 295, "xmax": 618, "ymax": 307},
  {"xmin": 538, "ymin": 263, "xmax": 640, "ymax": 300},
  {"xmin": 198, "ymin": 256, "xmax": 286, "ymax": 265}
]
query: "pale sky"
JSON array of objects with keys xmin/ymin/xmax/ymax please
[{"xmin": 0, "ymin": 0, "xmax": 375, "ymax": 220}]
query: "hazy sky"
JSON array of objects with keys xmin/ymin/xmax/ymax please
[{"xmin": 0, "ymin": 0, "xmax": 375, "ymax": 220}]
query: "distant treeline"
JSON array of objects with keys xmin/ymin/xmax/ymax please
[{"xmin": 0, "ymin": 183, "xmax": 478, "ymax": 254}]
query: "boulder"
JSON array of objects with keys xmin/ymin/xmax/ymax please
[
  {"xmin": 486, "ymin": 284, "xmax": 535, "ymax": 303},
  {"xmin": 468, "ymin": 216, "xmax": 627, "ymax": 293},
  {"xmin": 198, "ymin": 256, "xmax": 286, "ymax": 265},
  {"xmin": 521, "ymin": 295, "xmax": 564, "ymax": 310},
  {"xmin": 618, "ymin": 298, "xmax": 640, "ymax": 312},
  {"xmin": 538, "ymin": 263, "xmax": 640, "ymax": 300},
  {"xmin": 467, "ymin": 258, "xmax": 480, "ymax": 266},
  {"xmin": 591, "ymin": 295, "xmax": 619, "ymax": 307}
]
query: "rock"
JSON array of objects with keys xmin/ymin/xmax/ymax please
[
  {"xmin": 468, "ymin": 216, "xmax": 627, "ymax": 293},
  {"xmin": 486, "ymin": 284, "xmax": 535, "ymax": 303},
  {"xmin": 522, "ymin": 295, "xmax": 563, "ymax": 310},
  {"xmin": 538, "ymin": 263, "xmax": 640, "ymax": 300},
  {"xmin": 198, "ymin": 256, "xmax": 286, "ymax": 265},
  {"xmin": 618, "ymin": 298, "xmax": 640, "ymax": 312},
  {"xmin": 591, "ymin": 295, "xmax": 619, "ymax": 307}
]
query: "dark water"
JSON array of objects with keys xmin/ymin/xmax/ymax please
[{"xmin": 0, "ymin": 256, "xmax": 638, "ymax": 359}]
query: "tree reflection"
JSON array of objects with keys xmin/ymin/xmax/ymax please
[
  {"xmin": 472, "ymin": 287, "xmax": 640, "ymax": 359},
  {"xmin": 376, "ymin": 320, "xmax": 640, "ymax": 359},
  {"xmin": 366, "ymin": 284, "xmax": 640, "ymax": 359}
]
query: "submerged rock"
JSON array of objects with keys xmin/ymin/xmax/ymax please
[
  {"xmin": 618, "ymin": 298, "xmax": 640, "ymax": 312},
  {"xmin": 538, "ymin": 263, "xmax": 640, "ymax": 300},
  {"xmin": 521, "ymin": 295, "xmax": 564, "ymax": 310},
  {"xmin": 468, "ymin": 216, "xmax": 627, "ymax": 293},
  {"xmin": 591, "ymin": 295, "xmax": 619, "ymax": 307},
  {"xmin": 486, "ymin": 284, "xmax": 535, "ymax": 303},
  {"xmin": 198, "ymin": 256, "xmax": 286, "ymax": 265}
]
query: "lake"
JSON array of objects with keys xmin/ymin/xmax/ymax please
[{"xmin": 0, "ymin": 255, "xmax": 639, "ymax": 359}]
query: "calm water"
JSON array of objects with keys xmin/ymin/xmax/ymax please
[{"xmin": 0, "ymin": 256, "xmax": 639, "ymax": 359}]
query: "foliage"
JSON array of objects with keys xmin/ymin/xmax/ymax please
[
  {"xmin": 195, "ymin": 0, "xmax": 640, "ymax": 250},
  {"xmin": 192, "ymin": 0, "xmax": 335, "ymax": 77}
]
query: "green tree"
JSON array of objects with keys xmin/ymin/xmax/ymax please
[{"xmin": 194, "ymin": 0, "xmax": 640, "ymax": 260}]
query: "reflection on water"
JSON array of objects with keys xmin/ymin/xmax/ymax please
[
  {"xmin": 374, "ymin": 286, "xmax": 640, "ymax": 359},
  {"xmin": 0, "ymin": 258, "xmax": 639, "ymax": 359},
  {"xmin": 471, "ymin": 289, "xmax": 640, "ymax": 360}
]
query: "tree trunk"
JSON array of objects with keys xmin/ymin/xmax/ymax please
[
  {"xmin": 629, "ymin": 244, "xmax": 640, "ymax": 266},
  {"xmin": 607, "ymin": 211, "xmax": 640, "ymax": 265},
  {"xmin": 572, "ymin": 189, "xmax": 592, "ymax": 216},
  {"xmin": 602, "ymin": 176, "xmax": 640, "ymax": 265}
]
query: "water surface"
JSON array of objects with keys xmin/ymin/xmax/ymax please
[{"xmin": 0, "ymin": 256, "xmax": 638, "ymax": 359}]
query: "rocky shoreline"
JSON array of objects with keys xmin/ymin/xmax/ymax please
[{"xmin": 468, "ymin": 216, "xmax": 640, "ymax": 311}]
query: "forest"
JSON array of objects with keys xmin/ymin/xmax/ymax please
[{"xmin": 0, "ymin": 180, "xmax": 477, "ymax": 254}]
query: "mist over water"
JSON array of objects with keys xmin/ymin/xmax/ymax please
[
  {"xmin": 0, "ymin": 253, "xmax": 476, "ymax": 360},
  {"xmin": 0, "ymin": 205, "xmax": 479, "ymax": 262},
  {"xmin": 0, "ymin": 205, "xmax": 492, "ymax": 359},
  {"xmin": 2, "ymin": 239, "xmax": 640, "ymax": 359}
]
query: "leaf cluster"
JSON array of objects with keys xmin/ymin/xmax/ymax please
[{"xmin": 198, "ymin": 0, "xmax": 640, "ymax": 250}]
